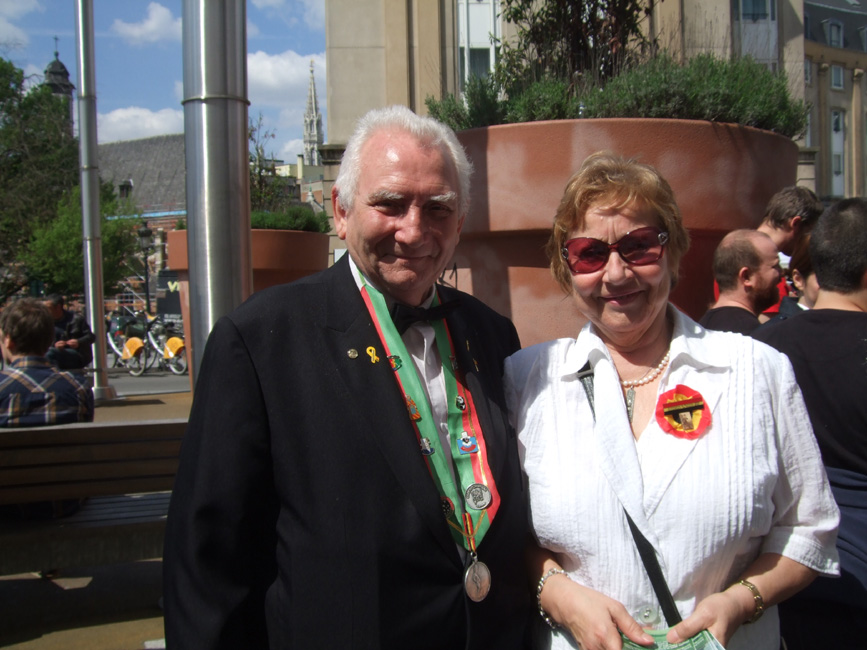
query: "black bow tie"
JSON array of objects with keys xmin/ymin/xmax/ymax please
[{"xmin": 390, "ymin": 300, "xmax": 460, "ymax": 334}]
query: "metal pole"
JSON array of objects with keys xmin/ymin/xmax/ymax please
[
  {"xmin": 181, "ymin": 0, "xmax": 251, "ymax": 382},
  {"xmin": 75, "ymin": 0, "xmax": 116, "ymax": 401},
  {"xmin": 144, "ymin": 256, "xmax": 151, "ymax": 314}
]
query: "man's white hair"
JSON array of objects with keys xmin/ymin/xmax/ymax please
[{"xmin": 333, "ymin": 105, "xmax": 473, "ymax": 217}]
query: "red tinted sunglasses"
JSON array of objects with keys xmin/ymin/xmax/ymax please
[{"xmin": 561, "ymin": 227, "xmax": 669, "ymax": 274}]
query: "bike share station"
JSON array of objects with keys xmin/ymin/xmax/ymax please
[{"xmin": 106, "ymin": 269, "xmax": 188, "ymax": 377}]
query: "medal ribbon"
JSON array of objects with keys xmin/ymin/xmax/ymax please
[{"xmin": 360, "ymin": 279, "xmax": 500, "ymax": 551}]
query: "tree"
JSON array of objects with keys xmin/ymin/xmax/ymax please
[
  {"xmin": 249, "ymin": 112, "xmax": 295, "ymax": 213},
  {"xmin": 22, "ymin": 184, "xmax": 139, "ymax": 296},
  {"xmin": 496, "ymin": 0, "xmax": 653, "ymax": 93},
  {"xmin": 0, "ymin": 57, "xmax": 79, "ymax": 300}
]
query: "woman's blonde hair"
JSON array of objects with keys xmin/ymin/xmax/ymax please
[{"xmin": 547, "ymin": 151, "xmax": 690, "ymax": 292}]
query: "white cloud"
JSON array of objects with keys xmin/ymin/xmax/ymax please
[
  {"xmin": 279, "ymin": 137, "xmax": 304, "ymax": 160},
  {"xmin": 97, "ymin": 106, "xmax": 184, "ymax": 143},
  {"xmin": 247, "ymin": 20, "xmax": 261, "ymax": 38},
  {"xmin": 299, "ymin": 0, "xmax": 324, "ymax": 31},
  {"xmin": 0, "ymin": 0, "xmax": 42, "ymax": 20},
  {"xmin": 173, "ymin": 80, "xmax": 183, "ymax": 103},
  {"xmin": 248, "ymin": 49, "xmax": 324, "ymax": 109},
  {"xmin": 0, "ymin": 16, "xmax": 28, "ymax": 48},
  {"xmin": 111, "ymin": 2, "xmax": 182, "ymax": 46}
]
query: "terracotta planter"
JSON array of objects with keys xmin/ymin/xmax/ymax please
[
  {"xmin": 167, "ymin": 229, "xmax": 329, "ymax": 293},
  {"xmin": 166, "ymin": 228, "xmax": 330, "ymax": 382},
  {"xmin": 453, "ymin": 119, "xmax": 798, "ymax": 346}
]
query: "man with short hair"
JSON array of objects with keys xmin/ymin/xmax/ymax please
[
  {"xmin": 0, "ymin": 298, "xmax": 94, "ymax": 427},
  {"xmin": 164, "ymin": 106, "xmax": 531, "ymax": 649},
  {"xmin": 700, "ymin": 229, "xmax": 782, "ymax": 334},
  {"xmin": 757, "ymin": 185, "xmax": 823, "ymax": 256},
  {"xmin": 42, "ymin": 294, "xmax": 95, "ymax": 371},
  {"xmin": 753, "ymin": 198, "xmax": 867, "ymax": 649}
]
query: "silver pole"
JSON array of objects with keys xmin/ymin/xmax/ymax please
[
  {"xmin": 181, "ymin": 0, "xmax": 251, "ymax": 381},
  {"xmin": 75, "ymin": 0, "xmax": 116, "ymax": 401}
]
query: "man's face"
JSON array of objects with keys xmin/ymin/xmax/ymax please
[
  {"xmin": 0, "ymin": 330, "xmax": 10, "ymax": 364},
  {"xmin": 43, "ymin": 301, "xmax": 62, "ymax": 320},
  {"xmin": 333, "ymin": 129, "xmax": 464, "ymax": 306},
  {"xmin": 750, "ymin": 235, "xmax": 783, "ymax": 313}
]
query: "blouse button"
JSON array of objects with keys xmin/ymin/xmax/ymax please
[{"xmin": 638, "ymin": 605, "xmax": 660, "ymax": 625}]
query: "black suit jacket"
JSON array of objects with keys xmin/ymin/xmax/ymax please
[{"xmin": 164, "ymin": 256, "xmax": 530, "ymax": 649}]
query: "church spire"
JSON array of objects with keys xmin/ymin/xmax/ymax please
[{"xmin": 303, "ymin": 61, "xmax": 323, "ymax": 166}]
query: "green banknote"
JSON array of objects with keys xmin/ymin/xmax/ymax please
[{"xmin": 620, "ymin": 629, "xmax": 725, "ymax": 650}]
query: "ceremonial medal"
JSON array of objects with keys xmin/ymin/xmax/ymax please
[
  {"xmin": 455, "ymin": 395, "xmax": 466, "ymax": 411},
  {"xmin": 388, "ymin": 355, "xmax": 402, "ymax": 370},
  {"xmin": 656, "ymin": 384, "xmax": 711, "ymax": 440},
  {"xmin": 464, "ymin": 483, "xmax": 492, "ymax": 510},
  {"xmin": 441, "ymin": 496, "xmax": 455, "ymax": 518},
  {"xmin": 406, "ymin": 396, "xmax": 422, "ymax": 421},
  {"xmin": 419, "ymin": 438, "xmax": 435, "ymax": 455},
  {"xmin": 464, "ymin": 557, "xmax": 491, "ymax": 602},
  {"xmin": 458, "ymin": 431, "xmax": 479, "ymax": 455}
]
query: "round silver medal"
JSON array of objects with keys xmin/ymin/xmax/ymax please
[
  {"xmin": 464, "ymin": 560, "xmax": 491, "ymax": 602},
  {"xmin": 464, "ymin": 483, "xmax": 492, "ymax": 510}
]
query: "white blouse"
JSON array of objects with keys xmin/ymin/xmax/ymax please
[{"xmin": 505, "ymin": 307, "xmax": 840, "ymax": 650}]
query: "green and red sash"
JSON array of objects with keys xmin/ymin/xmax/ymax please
[{"xmin": 360, "ymin": 279, "xmax": 500, "ymax": 552}]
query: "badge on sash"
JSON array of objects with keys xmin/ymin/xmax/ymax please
[
  {"xmin": 406, "ymin": 396, "xmax": 421, "ymax": 421},
  {"xmin": 419, "ymin": 437, "xmax": 435, "ymax": 455},
  {"xmin": 458, "ymin": 431, "xmax": 479, "ymax": 454},
  {"xmin": 656, "ymin": 384, "xmax": 711, "ymax": 440}
]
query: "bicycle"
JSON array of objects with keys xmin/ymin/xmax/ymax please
[{"xmin": 145, "ymin": 316, "xmax": 188, "ymax": 375}]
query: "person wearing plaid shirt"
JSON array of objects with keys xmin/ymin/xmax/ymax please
[{"xmin": 0, "ymin": 298, "xmax": 93, "ymax": 427}]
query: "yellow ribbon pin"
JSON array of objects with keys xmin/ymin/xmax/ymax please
[{"xmin": 366, "ymin": 346, "xmax": 380, "ymax": 363}]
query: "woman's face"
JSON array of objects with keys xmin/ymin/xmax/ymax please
[
  {"xmin": 568, "ymin": 202, "xmax": 672, "ymax": 348},
  {"xmin": 792, "ymin": 269, "xmax": 820, "ymax": 309}
]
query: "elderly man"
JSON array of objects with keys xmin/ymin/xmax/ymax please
[
  {"xmin": 700, "ymin": 229, "xmax": 782, "ymax": 334},
  {"xmin": 163, "ymin": 106, "xmax": 530, "ymax": 649},
  {"xmin": 0, "ymin": 298, "xmax": 93, "ymax": 427},
  {"xmin": 753, "ymin": 198, "xmax": 867, "ymax": 649}
]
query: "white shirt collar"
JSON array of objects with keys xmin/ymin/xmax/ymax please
[{"xmin": 561, "ymin": 305, "xmax": 733, "ymax": 379}]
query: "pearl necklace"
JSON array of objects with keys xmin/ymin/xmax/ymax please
[
  {"xmin": 619, "ymin": 350, "xmax": 671, "ymax": 388},
  {"xmin": 620, "ymin": 350, "xmax": 670, "ymax": 423}
]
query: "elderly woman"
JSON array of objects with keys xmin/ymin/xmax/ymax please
[{"xmin": 505, "ymin": 152, "xmax": 839, "ymax": 650}]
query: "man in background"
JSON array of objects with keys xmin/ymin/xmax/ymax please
[
  {"xmin": 0, "ymin": 298, "xmax": 94, "ymax": 427},
  {"xmin": 700, "ymin": 229, "xmax": 782, "ymax": 334},
  {"xmin": 753, "ymin": 197, "xmax": 867, "ymax": 649},
  {"xmin": 43, "ymin": 294, "xmax": 95, "ymax": 371}
]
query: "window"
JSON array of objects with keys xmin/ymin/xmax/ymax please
[
  {"xmin": 742, "ymin": 0, "xmax": 769, "ymax": 20},
  {"xmin": 859, "ymin": 26, "xmax": 867, "ymax": 52},
  {"xmin": 119, "ymin": 179, "xmax": 133, "ymax": 200},
  {"xmin": 832, "ymin": 65, "xmax": 844, "ymax": 90},
  {"xmin": 824, "ymin": 20, "xmax": 844, "ymax": 48},
  {"xmin": 804, "ymin": 60, "xmax": 812, "ymax": 85},
  {"xmin": 833, "ymin": 153, "xmax": 844, "ymax": 176},
  {"xmin": 832, "ymin": 110, "xmax": 844, "ymax": 134}
]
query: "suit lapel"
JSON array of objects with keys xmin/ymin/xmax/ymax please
[{"xmin": 322, "ymin": 260, "xmax": 459, "ymax": 563}]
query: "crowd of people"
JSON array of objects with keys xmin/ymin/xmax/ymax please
[{"xmin": 2, "ymin": 105, "xmax": 864, "ymax": 649}]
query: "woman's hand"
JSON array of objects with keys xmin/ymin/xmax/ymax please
[
  {"xmin": 541, "ymin": 573, "xmax": 654, "ymax": 650},
  {"xmin": 666, "ymin": 588, "xmax": 752, "ymax": 648}
]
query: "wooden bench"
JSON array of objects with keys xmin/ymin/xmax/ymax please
[{"xmin": 0, "ymin": 418, "xmax": 187, "ymax": 576}]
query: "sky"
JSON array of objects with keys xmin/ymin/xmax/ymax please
[{"xmin": 0, "ymin": 0, "xmax": 326, "ymax": 162}]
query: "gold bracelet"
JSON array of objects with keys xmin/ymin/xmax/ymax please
[{"xmin": 737, "ymin": 579, "xmax": 764, "ymax": 623}]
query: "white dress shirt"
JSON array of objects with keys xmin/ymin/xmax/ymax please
[{"xmin": 505, "ymin": 306, "xmax": 840, "ymax": 650}]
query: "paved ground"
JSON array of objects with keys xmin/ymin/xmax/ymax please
[{"xmin": 0, "ymin": 389, "xmax": 192, "ymax": 650}]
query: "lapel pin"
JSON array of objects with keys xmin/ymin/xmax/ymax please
[
  {"xmin": 366, "ymin": 346, "xmax": 380, "ymax": 363},
  {"xmin": 347, "ymin": 349, "xmax": 358, "ymax": 359}
]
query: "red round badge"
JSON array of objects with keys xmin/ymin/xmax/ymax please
[{"xmin": 655, "ymin": 384, "xmax": 711, "ymax": 440}]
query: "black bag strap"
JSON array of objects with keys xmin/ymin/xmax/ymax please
[{"xmin": 576, "ymin": 361, "xmax": 682, "ymax": 626}]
